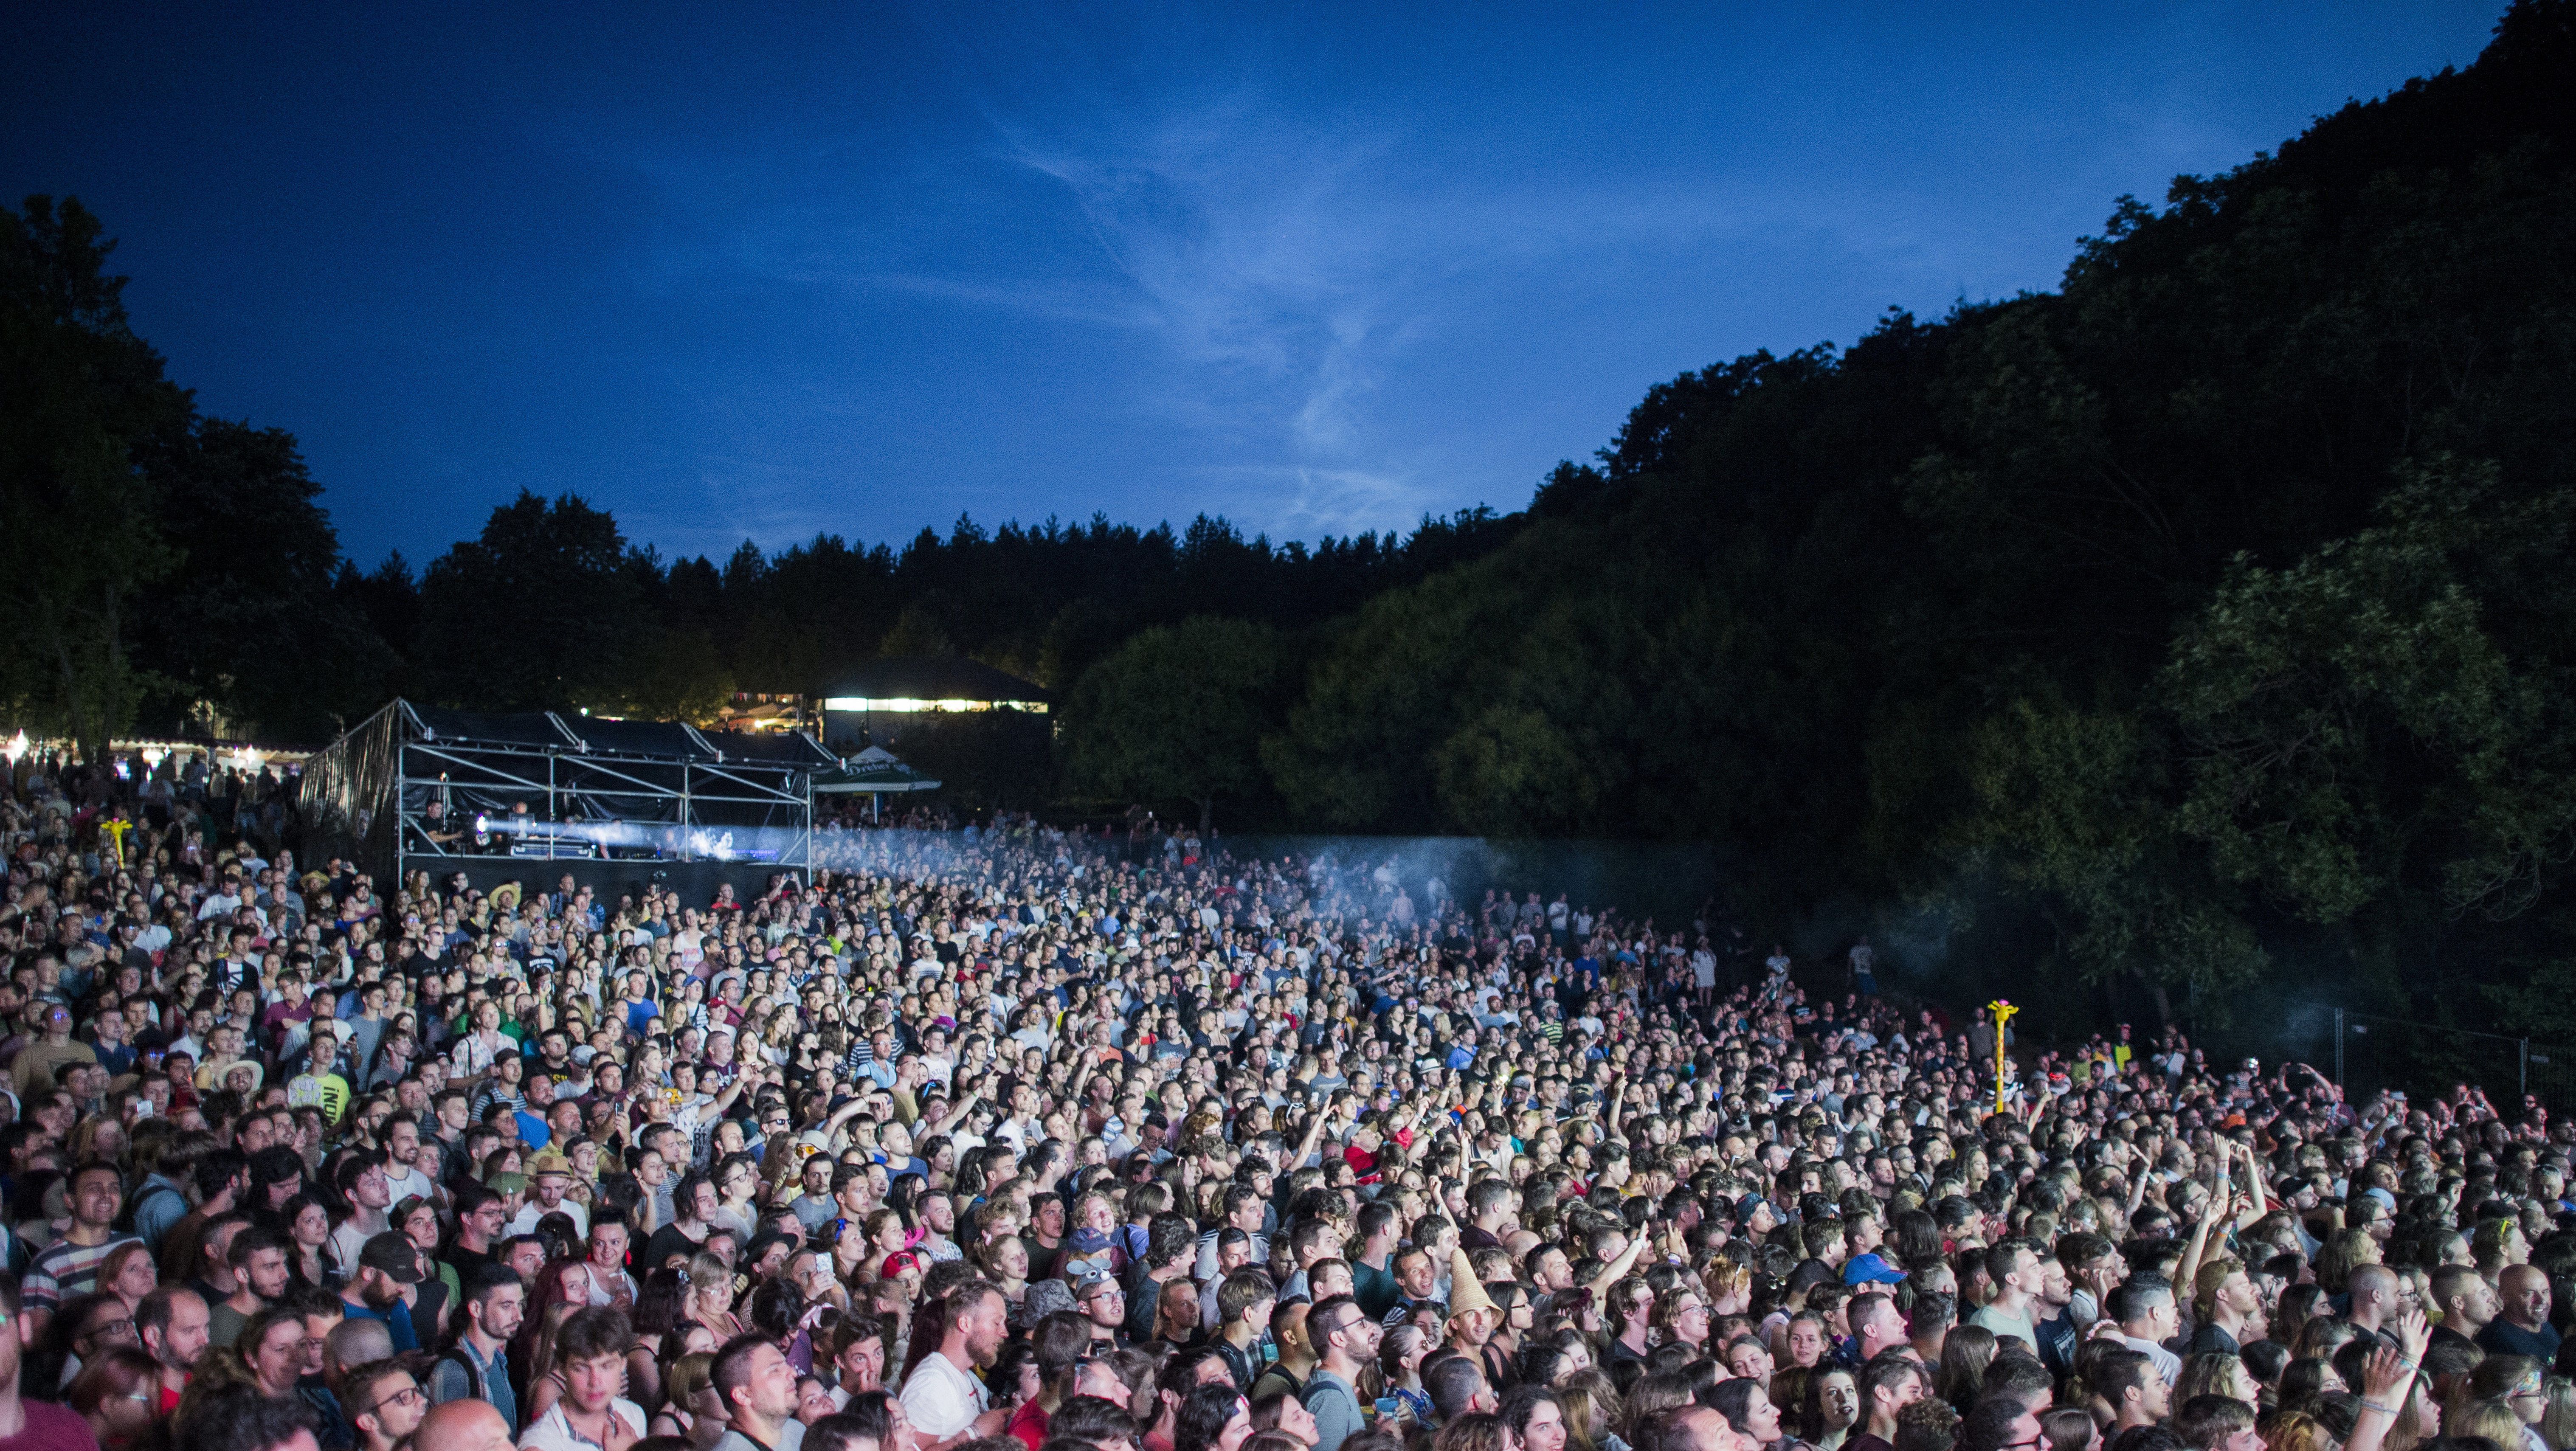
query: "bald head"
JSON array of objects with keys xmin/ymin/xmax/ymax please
[
  {"xmin": 414, "ymin": 1399, "xmax": 514, "ymax": 1451},
  {"xmin": 2500, "ymin": 1264, "xmax": 2553, "ymax": 1330},
  {"xmin": 325, "ymin": 1315, "xmax": 394, "ymax": 1375}
]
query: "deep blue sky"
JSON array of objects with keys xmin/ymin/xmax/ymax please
[{"xmin": 3, "ymin": 3, "xmax": 2503, "ymax": 569}]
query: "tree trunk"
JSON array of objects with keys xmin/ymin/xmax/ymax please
[{"xmin": 1197, "ymin": 795, "xmax": 1213, "ymax": 833}]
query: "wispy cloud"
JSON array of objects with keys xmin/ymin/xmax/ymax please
[
  {"xmin": 587, "ymin": 4, "xmax": 2359, "ymax": 549},
  {"xmin": 970, "ymin": 88, "xmax": 1408, "ymax": 458}
]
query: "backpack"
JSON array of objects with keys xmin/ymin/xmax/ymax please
[
  {"xmin": 439, "ymin": 1346, "xmax": 489, "ymax": 1408},
  {"xmin": 118, "ymin": 1180, "xmax": 186, "ymax": 1239}
]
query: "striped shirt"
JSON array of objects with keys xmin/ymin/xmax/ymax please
[{"xmin": 23, "ymin": 1233, "xmax": 143, "ymax": 1314}]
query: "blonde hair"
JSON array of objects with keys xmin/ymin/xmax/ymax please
[
  {"xmin": 1556, "ymin": 1371, "xmax": 1618, "ymax": 1443},
  {"xmin": 2314, "ymin": 1230, "xmax": 2378, "ymax": 1294},
  {"xmin": 2266, "ymin": 1412, "xmax": 2334, "ymax": 1451},
  {"xmin": 688, "ymin": 1252, "xmax": 736, "ymax": 1309},
  {"xmin": 2540, "ymin": 1377, "xmax": 2576, "ymax": 1451},
  {"xmin": 2174, "ymin": 1352, "xmax": 2255, "ymax": 1407},
  {"xmin": 664, "ymin": 1351, "xmax": 716, "ymax": 1409},
  {"xmin": 2447, "ymin": 1399, "xmax": 2527, "ymax": 1450}
]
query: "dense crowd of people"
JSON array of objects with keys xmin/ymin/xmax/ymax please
[{"xmin": 7, "ymin": 748, "xmax": 2576, "ymax": 1451}]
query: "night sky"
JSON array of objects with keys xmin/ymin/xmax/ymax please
[{"xmin": 1, "ymin": 3, "xmax": 2502, "ymax": 568}]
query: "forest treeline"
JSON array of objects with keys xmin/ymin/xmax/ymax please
[
  {"xmin": 8, "ymin": 2, "xmax": 2576, "ymax": 1035},
  {"xmin": 0, "ymin": 189, "xmax": 1522, "ymax": 742},
  {"xmin": 1211, "ymin": 0, "xmax": 2576, "ymax": 1036}
]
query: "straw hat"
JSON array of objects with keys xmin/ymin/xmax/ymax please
[{"xmin": 196, "ymin": 1058, "xmax": 265, "ymax": 1093}]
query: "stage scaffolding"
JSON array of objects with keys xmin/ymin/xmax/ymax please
[{"xmin": 299, "ymin": 700, "xmax": 831, "ymax": 883}]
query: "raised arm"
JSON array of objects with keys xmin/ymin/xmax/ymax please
[
  {"xmin": 2344, "ymin": 1340, "xmax": 2424, "ymax": 1451},
  {"xmin": 817, "ymin": 1094, "xmax": 871, "ymax": 1150},
  {"xmin": 2174, "ymin": 1148, "xmax": 2229, "ymax": 1293},
  {"xmin": 1062, "ymin": 1042, "xmax": 1102, "ymax": 1108},
  {"xmin": 1291, "ymin": 1091, "xmax": 1336, "ymax": 1171},
  {"xmin": 2125, "ymin": 1149, "xmax": 2156, "ymax": 1223},
  {"xmin": 709, "ymin": 1070, "xmax": 755, "ymax": 1117},
  {"xmin": 2228, "ymin": 1141, "xmax": 2269, "ymax": 1230},
  {"xmin": 1579, "ymin": 1225, "xmax": 1652, "ymax": 1300}
]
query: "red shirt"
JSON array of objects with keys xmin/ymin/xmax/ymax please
[{"xmin": 0, "ymin": 1399, "xmax": 102, "ymax": 1451}]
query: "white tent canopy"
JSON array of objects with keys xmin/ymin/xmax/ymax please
[{"xmin": 814, "ymin": 745, "xmax": 940, "ymax": 794}]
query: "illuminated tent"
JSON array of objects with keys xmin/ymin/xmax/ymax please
[
  {"xmin": 813, "ymin": 746, "xmax": 941, "ymax": 795},
  {"xmin": 816, "ymin": 656, "xmax": 1049, "ymax": 748}
]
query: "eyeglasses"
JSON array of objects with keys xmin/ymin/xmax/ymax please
[{"xmin": 362, "ymin": 1384, "xmax": 428, "ymax": 1419}]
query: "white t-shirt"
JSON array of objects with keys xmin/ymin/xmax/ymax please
[
  {"xmin": 518, "ymin": 1397, "xmax": 647, "ymax": 1451},
  {"xmin": 713, "ymin": 1428, "xmax": 806, "ymax": 1451},
  {"xmin": 2118, "ymin": 1333, "xmax": 2182, "ymax": 1387},
  {"xmin": 329, "ymin": 1212, "xmax": 388, "ymax": 1273},
  {"xmin": 512, "ymin": 1196, "xmax": 589, "ymax": 1237},
  {"xmin": 383, "ymin": 1164, "xmax": 436, "ymax": 1208},
  {"xmin": 899, "ymin": 1350, "xmax": 990, "ymax": 1439}
]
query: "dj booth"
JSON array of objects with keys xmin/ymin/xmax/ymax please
[{"xmin": 298, "ymin": 700, "xmax": 832, "ymax": 889}]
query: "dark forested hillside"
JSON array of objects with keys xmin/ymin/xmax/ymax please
[{"xmin": 1250, "ymin": 0, "xmax": 2576, "ymax": 1035}]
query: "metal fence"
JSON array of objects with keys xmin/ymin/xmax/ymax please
[{"xmin": 2284, "ymin": 1007, "xmax": 2576, "ymax": 1114}]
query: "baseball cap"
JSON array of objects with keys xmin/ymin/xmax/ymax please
[
  {"xmin": 881, "ymin": 1251, "xmax": 921, "ymax": 1278},
  {"xmin": 359, "ymin": 1231, "xmax": 425, "ymax": 1284},
  {"xmin": 1017, "ymin": 1278, "xmax": 1078, "ymax": 1328},
  {"xmin": 1844, "ymin": 1252, "xmax": 1907, "ymax": 1285}
]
